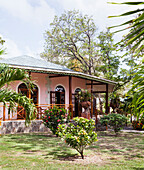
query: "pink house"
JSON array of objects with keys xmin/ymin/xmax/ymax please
[{"xmin": 0, "ymin": 55, "xmax": 116, "ymax": 134}]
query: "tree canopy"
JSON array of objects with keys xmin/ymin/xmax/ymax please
[
  {"xmin": 42, "ymin": 10, "xmax": 123, "ymax": 80},
  {"xmin": 41, "ymin": 10, "xmax": 100, "ymax": 75}
]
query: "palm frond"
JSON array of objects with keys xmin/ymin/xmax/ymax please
[
  {"xmin": 0, "ymin": 89, "xmax": 37, "ymax": 125},
  {"xmin": 0, "ymin": 64, "xmax": 30, "ymax": 88}
]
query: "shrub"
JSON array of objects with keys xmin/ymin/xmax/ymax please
[
  {"xmin": 132, "ymin": 120, "xmax": 144, "ymax": 130},
  {"xmin": 100, "ymin": 113, "xmax": 127, "ymax": 135},
  {"xmin": 57, "ymin": 117, "xmax": 97, "ymax": 159},
  {"xmin": 42, "ymin": 107, "xmax": 69, "ymax": 135}
]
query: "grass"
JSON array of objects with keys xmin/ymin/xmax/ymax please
[{"xmin": 0, "ymin": 131, "xmax": 144, "ymax": 169}]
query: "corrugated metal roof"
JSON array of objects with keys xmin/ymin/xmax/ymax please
[
  {"xmin": 0, "ymin": 55, "xmax": 117, "ymax": 85},
  {"xmin": 0, "ymin": 55, "xmax": 72, "ymax": 71}
]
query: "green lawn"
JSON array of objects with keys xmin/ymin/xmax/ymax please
[{"xmin": 0, "ymin": 131, "xmax": 144, "ymax": 170}]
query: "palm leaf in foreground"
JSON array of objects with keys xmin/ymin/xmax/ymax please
[
  {"xmin": 0, "ymin": 89, "xmax": 36, "ymax": 125},
  {"xmin": 108, "ymin": 1, "xmax": 144, "ymax": 56},
  {"xmin": 0, "ymin": 64, "xmax": 36, "ymax": 125},
  {"xmin": 128, "ymin": 65, "xmax": 144, "ymax": 120}
]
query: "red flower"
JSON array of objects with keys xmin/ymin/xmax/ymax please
[
  {"xmin": 48, "ymin": 116, "xmax": 50, "ymax": 119},
  {"xmin": 57, "ymin": 119, "xmax": 61, "ymax": 122},
  {"xmin": 60, "ymin": 110, "xmax": 62, "ymax": 112},
  {"xmin": 46, "ymin": 120, "xmax": 48, "ymax": 122},
  {"xmin": 65, "ymin": 114, "xmax": 67, "ymax": 117}
]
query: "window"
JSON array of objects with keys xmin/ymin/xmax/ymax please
[{"xmin": 18, "ymin": 83, "xmax": 38, "ymax": 104}]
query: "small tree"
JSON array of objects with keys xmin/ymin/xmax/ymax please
[
  {"xmin": 100, "ymin": 113, "xmax": 127, "ymax": 136},
  {"xmin": 42, "ymin": 107, "xmax": 69, "ymax": 135},
  {"xmin": 57, "ymin": 117, "xmax": 97, "ymax": 159}
]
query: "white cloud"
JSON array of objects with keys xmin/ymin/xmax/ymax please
[
  {"xmin": 24, "ymin": 42, "xmax": 43, "ymax": 59},
  {"xmin": 1, "ymin": 37, "xmax": 43, "ymax": 59},
  {"xmin": 2, "ymin": 38, "xmax": 22, "ymax": 58},
  {"xmin": 0, "ymin": 0, "xmax": 56, "ymax": 25},
  {"xmin": 57, "ymin": 0, "xmax": 141, "ymax": 30}
]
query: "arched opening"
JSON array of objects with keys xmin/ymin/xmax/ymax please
[
  {"xmin": 18, "ymin": 83, "xmax": 38, "ymax": 104},
  {"xmin": 55, "ymin": 85, "xmax": 65, "ymax": 104},
  {"xmin": 17, "ymin": 83, "xmax": 39, "ymax": 119},
  {"xmin": 74, "ymin": 88, "xmax": 81, "ymax": 117},
  {"xmin": 72, "ymin": 88, "xmax": 82, "ymax": 117}
]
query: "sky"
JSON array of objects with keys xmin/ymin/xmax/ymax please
[{"xmin": 0, "ymin": 0, "xmax": 140, "ymax": 58}]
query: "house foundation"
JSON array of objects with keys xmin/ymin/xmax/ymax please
[{"xmin": 0, "ymin": 120, "xmax": 50, "ymax": 135}]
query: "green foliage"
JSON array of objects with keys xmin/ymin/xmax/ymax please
[
  {"xmin": 128, "ymin": 64, "xmax": 144, "ymax": 121},
  {"xmin": 42, "ymin": 107, "xmax": 69, "ymax": 135},
  {"xmin": 42, "ymin": 10, "xmax": 123, "ymax": 80},
  {"xmin": 57, "ymin": 117, "xmax": 97, "ymax": 159},
  {"xmin": 97, "ymin": 29, "xmax": 120, "ymax": 80},
  {"xmin": 0, "ymin": 37, "xmax": 5, "ymax": 55},
  {"xmin": 100, "ymin": 113, "xmax": 127, "ymax": 135},
  {"xmin": 41, "ymin": 10, "xmax": 99, "ymax": 75},
  {"xmin": 78, "ymin": 89, "xmax": 91, "ymax": 102},
  {"xmin": 108, "ymin": 1, "xmax": 144, "ymax": 56},
  {"xmin": 0, "ymin": 64, "xmax": 36, "ymax": 125}
]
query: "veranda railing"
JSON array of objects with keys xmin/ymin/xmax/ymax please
[{"xmin": 0, "ymin": 104, "xmax": 73, "ymax": 121}]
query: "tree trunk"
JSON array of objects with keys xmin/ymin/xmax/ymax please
[{"xmin": 80, "ymin": 150, "xmax": 84, "ymax": 159}]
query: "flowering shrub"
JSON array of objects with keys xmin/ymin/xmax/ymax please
[
  {"xmin": 78, "ymin": 89, "xmax": 91, "ymax": 102},
  {"xmin": 57, "ymin": 117, "xmax": 97, "ymax": 159},
  {"xmin": 42, "ymin": 107, "xmax": 69, "ymax": 135},
  {"xmin": 100, "ymin": 113, "xmax": 127, "ymax": 135},
  {"xmin": 132, "ymin": 120, "xmax": 144, "ymax": 130}
]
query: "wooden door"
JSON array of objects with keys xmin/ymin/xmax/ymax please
[
  {"xmin": 72, "ymin": 93, "xmax": 81, "ymax": 117},
  {"xmin": 50, "ymin": 91, "xmax": 65, "ymax": 105}
]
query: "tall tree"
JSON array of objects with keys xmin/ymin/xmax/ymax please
[
  {"xmin": 97, "ymin": 29, "xmax": 120, "ymax": 80},
  {"xmin": 41, "ymin": 10, "xmax": 100, "ymax": 75}
]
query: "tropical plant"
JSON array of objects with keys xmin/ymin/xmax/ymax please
[
  {"xmin": 57, "ymin": 117, "xmax": 97, "ymax": 159},
  {"xmin": 0, "ymin": 64, "xmax": 36, "ymax": 125},
  {"xmin": 42, "ymin": 107, "xmax": 69, "ymax": 135},
  {"xmin": 100, "ymin": 113, "xmax": 127, "ymax": 135},
  {"xmin": 128, "ymin": 64, "xmax": 144, "ymax": 121},
  {"xmin": 78, "ymin": 89, "xmax": 91, "ymax": 102},
  {"xmin": 108, "ymin": 1, "xmax": 144, "ymax": 56}
]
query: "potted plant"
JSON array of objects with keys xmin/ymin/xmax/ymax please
[{"xmin": 78, "ymin": 89, "xmax": 91, "ymax": 119}]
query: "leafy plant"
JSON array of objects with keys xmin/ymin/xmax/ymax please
[
  {"xmin": 108, "ymin": 1, "xmax": 144, "ymax": 56},
  {"xmin": 128, "ymin": 64, "xmax": 144, "ymax": 121},
  {"xmin": 42, "ymin": 107, "xmax": 69, "ymax": 135},
  {"xmin": 100, "ymin": 113, "xmax": 127, "ymax": 135},
  {"xmin": 57, "ymin": 117, "xmax": 97, "ymax": 159},
  {"xmin": 78, "ymin": 89, "xmax": 91, "ymax": 102},
  {"xmin": 0, "ymin": 64, "xmax": 36, "ymax": 125}
]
